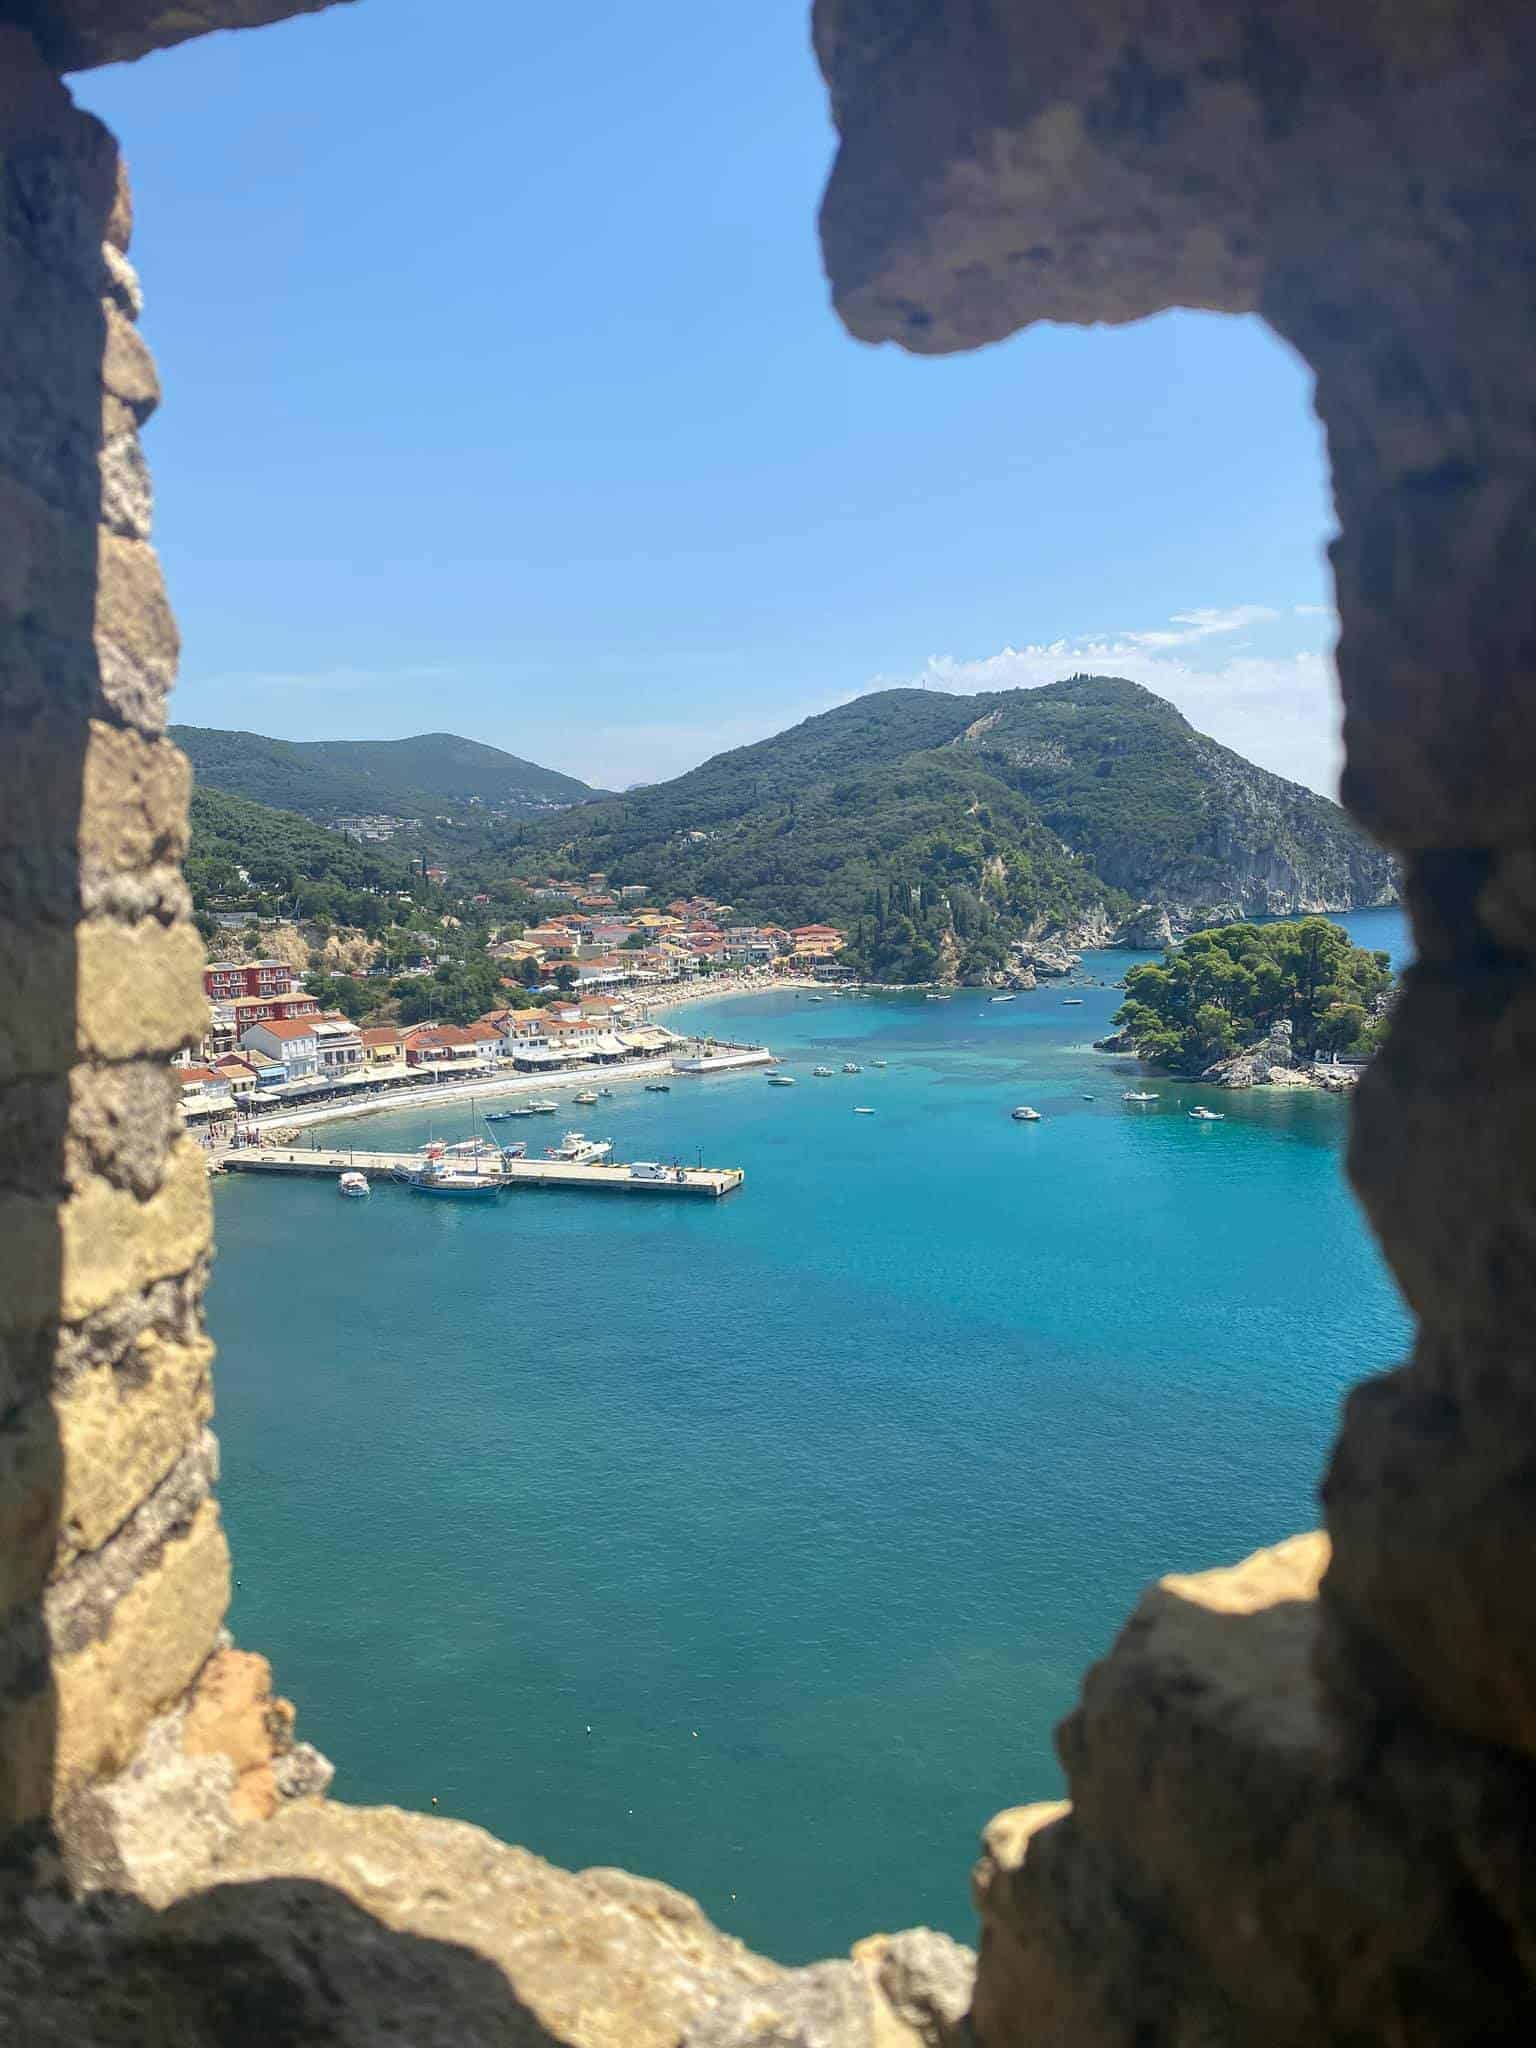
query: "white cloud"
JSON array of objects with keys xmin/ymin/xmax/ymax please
[{"xmin": 873, "ymin": 607, "xmax": 1343, "ymax": 796}]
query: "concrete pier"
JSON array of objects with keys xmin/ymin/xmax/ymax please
[{"xmin": 220, "ymin": 1148, "xmax": 744, "ymax": 1198}]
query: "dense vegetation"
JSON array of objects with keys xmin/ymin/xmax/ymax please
[
  {"xmin": 495, "ymin": 679, "xmax": 1391, "ymax": 977},
  {"xmin": 186, "ymin": 788, "xmax": 420, "ymax": 931},
  {"xmin": 174, "ymin": 727, "xmax": 600, "ymax": 822},
  {"xmin": 955, "ymin": 679, "xmax": 1393, "ymax": 905},
  {"xmin": 1112, "ymin": 919, "xmax": 1394, "ymax": 1073}
]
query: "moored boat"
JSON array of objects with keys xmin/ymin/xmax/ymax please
[
  {"xmin": 1188, "ymin": 1105, "xmax": 1225, "ymax": 1121},
  {"xmin": 1122, "ymin": 1090, "xmax": 1159, "ymax": 1104},
  {"xmin": 1011, "ymin": 1106, "xmax": 1042, "ymax": 1121},
  {"xmin": 842, "ymin": 1062, "xmax": 861, "ymax": 1074},
  {"xmin": 573, "ymin": 1090, "xmax": 599, "ymax": 1105},
  {"xmin": 337, "ymin": 1170, "xmax": 370, "ymax": 1198},
  {"xmin": 812, "ymin": 1065, "xmax": 836, "ymax": 1077},
  {"xmin": 766, "ymin": 1072, "xmax": 796, "ymax": 1086}
]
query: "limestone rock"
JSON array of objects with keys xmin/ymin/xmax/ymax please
[
  {"xmin": 683, "ymin": 1931, "xmax": 976, "ymax": 2048},
  {"xmin": 178, "ymin": 1802, "xmax": 781, "ymax": 2048}
]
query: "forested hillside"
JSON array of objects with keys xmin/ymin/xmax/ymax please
[
  {"xmin": 186, "ymin": 787, "xmax": 419, "ymax": 930},
  {"xmin": 500, "ymin": 679, "xmax": 1395, "ymax": 959},
  {"xmin": 173, "ymin": 727, "xmax": 601, "ymax": 821}
]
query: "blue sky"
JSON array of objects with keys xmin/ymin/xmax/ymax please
[{"xmin": 79, "ymin": 0, "xmax": 1343, "ymax": 793}]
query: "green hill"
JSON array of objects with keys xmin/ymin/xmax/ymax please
[
  {"xmin": 172, "ymin": 726, "xmax": 601, "ymax": 821},
  {"xmin": 502, "ymin": 679, "xmax": 1396, "ymax": 962},
  {"xmin": 186, "ymin": 786, "xmax": 417, "ymax": 929}
]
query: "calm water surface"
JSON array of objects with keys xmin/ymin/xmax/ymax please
[{"xmin": 209, "ymin": 908, "xmax": 1411, "ymax": 1961}]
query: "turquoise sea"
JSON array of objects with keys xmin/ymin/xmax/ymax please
[{"xmin": 209, "ymin": 908, "xmax": 1411, "ymax": 1963}]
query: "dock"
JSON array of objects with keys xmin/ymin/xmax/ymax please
[{"xmin": 220, "ymin": 1148, "xmax": 744, "ymax": 1198}]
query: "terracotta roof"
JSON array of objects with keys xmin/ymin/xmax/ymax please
[
  {"xmin": 244, "ymin": 1018, "xmax": 318, "ymax": 1041},
  {"xmin": 178, "ymin": 1066, "xmax": 222, "ymax": 1086},
  {"xmin": 360, "ymin": 1027, "xmax": 400, "ymax": 1045}
]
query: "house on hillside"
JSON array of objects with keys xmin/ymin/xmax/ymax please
[{"xmin": 312, "ymin": 1016, "xmax": 364, "ymax": 1077}]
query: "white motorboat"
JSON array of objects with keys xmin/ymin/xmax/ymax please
[
  {"xmin": 1122, "ymin": 1090, "xmax": 1159, "ymax": 1104},
  {"xmin": 924, "ymin": 992, "xmax": 950, "ymax": 1001},
  {"xmin": 337, "ymin": 1171, "xmax": 370, "ymax": 1198},
  {"xmin": 1188, "ymin": 1106, "xmax": 1226, "ymax": 1121},
  {"xmin": 1063, "ymin": 997, "xmax": 1084, "ymax": 1005},
  {"xmin": 869, "ymin": 1058, "xmax": 887, "ymax": 1068},
  {"xmin": 1011, "ymin": 1106, "xmax": 1042, "ymax": 1121},
  {"xmin": 573, "ymin": 1090, "xmax": 599, "ymax": 1105},
  {"xmin": 990, "ymin": 993, "xmax": 1017, "ymax": 1004},
  {"xmin": 842, "ymin": 1062, "xmax": 861, "ymax": 1074},
  {"xmin": 547, "ymin": 1131, "xmax": 613, "ymax": 1164},
  {"xmin": 853, "ymin": 1106, "xmax": 875, "ymax": 1115},
  {"xmin": 766, "ymin": 1072, "xmax": 796, "ymax": 1086},
  {"xmin": 527, "ymin": 1099, "xmax": 560, "ymax": 1113},
  {"xmin": 812, "ymin": 1065, "xmax": 836, "ymax": 1077}
]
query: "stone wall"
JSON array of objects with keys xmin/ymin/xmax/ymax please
[
  {"xmin": 813, "ymin": 1, "xmax": 1536, "ymax": 2038},
  {"xmin": 5, "ymin": 0, "xmax": 1536, "ymax": 2041}
]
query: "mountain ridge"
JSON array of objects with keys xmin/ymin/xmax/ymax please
[
  {"xmin": 171, "ymin": 726, "xmax": 603, "ymax": 821},
  {"xmin": 498, "ymin": 678, "xmax": 1396, "ymax": 949}
]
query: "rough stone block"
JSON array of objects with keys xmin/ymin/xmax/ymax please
[
  {"xmin": 184, "ymin": 1648, "xmax": 289, "ymax": 1823},
  {"xmin": 50, "ymin": 1490, "xmax": 229, "ymax": 1805},
  {"xmin": 92, "ymin": 530, "xmax": 178, "ymax": 731},
  {"xmin": 173, "ymin": 1802, "xmax": 781, "ymax": 2048},
  {"xmin": 79, "ymin": 720, "xmax": 190, "ymax": 880},
  {"xmin": 59, "ymin": 1134, "xmax": 210, "ymax": 1325},
  {"xmin": 1323, "ymin": 1363, "xmax": 1536, "ymax": 1760},
  {"xmin": 68, "ymin": 1056, "xmax": 180, "ymax": 1201},
  {"xmin": 100, "ymin": 300, "xmax": 159, "ymax": 420},
  {"xmin": 76, "ymin": 916, "xmax": 206, "ymax": 1061}
]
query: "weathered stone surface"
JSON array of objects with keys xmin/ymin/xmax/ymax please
[
  {"xmin": 683, "ymin": 1928, "xmax": 975, "ymax": 2048},
  {"xmin": 58, "ymin": 1133, "xmax": 209, "ymax": 1323},
  {"xmin": 972, "ymin": 1534, "xmax": 1536, "ymax": 2045},
  {"xmin": 91, "ymin": 529, "xmax": 179, "ymax": 731},
  {"xmin": 183, "ymin": 1648, "xmax": 291, "ymax": 1823},
  {"xmin": 142, "ymin": 1802, "xmax": 784, "ymax": 2048},
  {"xmin": 68, "ymin": 1056, "xmax": 180, "ymax": 1199},
  {"xmin": 0, "ymin": 1458, "xmax": 229, "ymax": 1829},
  {"xmin": 23, "ymin": 1, "xmax": 356, "ymax": 74},
  {"xmin": 857, "ymin": 1928, "xmax": 975, "ymax": 2045}
]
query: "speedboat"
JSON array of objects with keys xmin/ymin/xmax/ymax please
[
  {"xmin": 500, "ymin": 1104, "xmax": 537, "ymax": 1117},
  {"xmin": 766, "ymin": 1072, "xmax": 796, "ymax": 1086},
  {"xmin": 924, "ymin": 992, "xmax": 950, "ymax": 1001},
  {"xmin": 500, "ymin": 1142, "xmax": 528, "ymax": 1161},
  {"xmin": 853, "ymin": 1106, "xmax": 875, "ymax": 1115},
  {"xmin": 990, "ymin": 993, "xmax": 1017, "ymax": 1004},
  {"xmin": 1188, "ymin": 1106, "xmax": 1226, "ymax": 1121},
  {"xmin": 573, "ymin": 1090, "xmax": 599, "ymax": 1105},
  {"xmin": 1011, "ymin": 1106, "xmax": 1042, "ymax": 1121},
  {"xmin": 842, "ymin": 1062, "xmax": 861, "ymax": 1074},
  {"xmin": 484, "ymin": 1110, "xmax": 514, "ymax": 1122},
  {"xmin": 869, "ymin": 1058, "xmax": 887, "ymax": 1069},
  {"xmin": 1122, "ymin": 1090, "xmax": 1159, "ymax": 1104},
  {"xmin": 1063, "ymin": 997, "xmax": 1084, "ymax": 1005},
  {"xmin": 527, "ymin": 1099, "xmax": 560, "ymax": 1113},
  {"xmin": 337, "ymin": 1170, "xmax": 370, "ymax": 1198},
  {"xmin": 812, "ymin": 1065, "xmax": 836, "ymax": 1077},
  {"xmin": 644, "ymin": 1080, "xmax": 671, "ymax": 1093}
]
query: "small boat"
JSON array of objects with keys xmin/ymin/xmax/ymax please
[
  {"xmin": 869, "ymin": 1058, "xmax": 887, "ymax": 1069},
  {"xmin": 924, "ymin": 992, "xmax": 950, "ymax": 1002},
  {"xmin": 1188, "ymin": 1106, "xmax": 1226, "ymax": 1121},
  {"xmin": 644, "ymin": 1081, "xmax": 671, "ymax": 1093},
  {"xmin": 337, "ymin": 1170, "xmax": 370, "ymax": 1198},
  {"xmin": 766, "ymin": 1072, "xmax": 796, "ymax": 1086},
  {"xmin": 808, "ymin": 996, "xmax": 825, "ymax": 1004},
  {"xmin": 1011, "ymin": 1106, "xmax": 1042, "ymax": 1121},
  {"xmin": 409, "ymin": 1164, "xmax": 502, "ymax": 1198},
  {"xmin": 812, "ymin": 1065, "xmax": 836, "ymax": 1077},
  {"xmin": 500, "ymin": 1142, "xmax": 528, "ymax": 1161},
  {"xmin": 842, "ymin": 1062, "xmax": 861, "ymax": 1074},
  {"xmin": 573, "ymin": 1090, "xmax": 599, "ymax": 1105},
  {"xmin": 599, "ymin": 1087, "xmax": 614, "ymax": 1097},
  {"xmin": 499, "ymin": 1103, "xmax": 537, "ymax": 1117},
  {"xmin": 1122, "ymin": 1090, "xmax": 1159, "ymax": 1104},
  {"xmin": 853, "ymin": 1106, "xmax": 875, "ymax": 1115},
  {"xmin": 484, "ymin": 1110, "xmax": 514, "ymax": 1122},
  {"xmin": 1082, "ymin": 1094, "xmax": 1095, "ymax": 1102},
  {"xmin": 527, "ymin": 1099, "xmax": 560, "ymax": 1113},
  {"xmin": 1063, "ymin": 998, "xmax": 1084, "ymax": 1005},
  {"xmin": 990, "ymin": 993, "xmax": 1017, "ymax": 1004},
  {"xmin": 548, "ymin": 1131, "xmax": 613, "ymax": 1163}
]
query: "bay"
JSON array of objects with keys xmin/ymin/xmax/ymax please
[{"xmin": 208, "ymin": 906, "xmax": 1411, "ymax": 1963}]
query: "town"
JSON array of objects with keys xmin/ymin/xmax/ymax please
[{"xmin": 176, "ymin": 886, "xmax": 851, "ymax": 1127}]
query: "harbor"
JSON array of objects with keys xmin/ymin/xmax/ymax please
[{"xmin": 221, "ymin": 1146, "xmax": 745, "ymax": 1198}]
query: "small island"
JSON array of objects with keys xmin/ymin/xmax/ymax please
[{"xmin": 1107, "ymin": 919, "xmax": 1394, "ymax": 1088}]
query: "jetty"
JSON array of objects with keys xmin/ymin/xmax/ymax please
[{"xmin": 220, "ymin": 1147, "xmax": 744, "ymax": 1199}]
